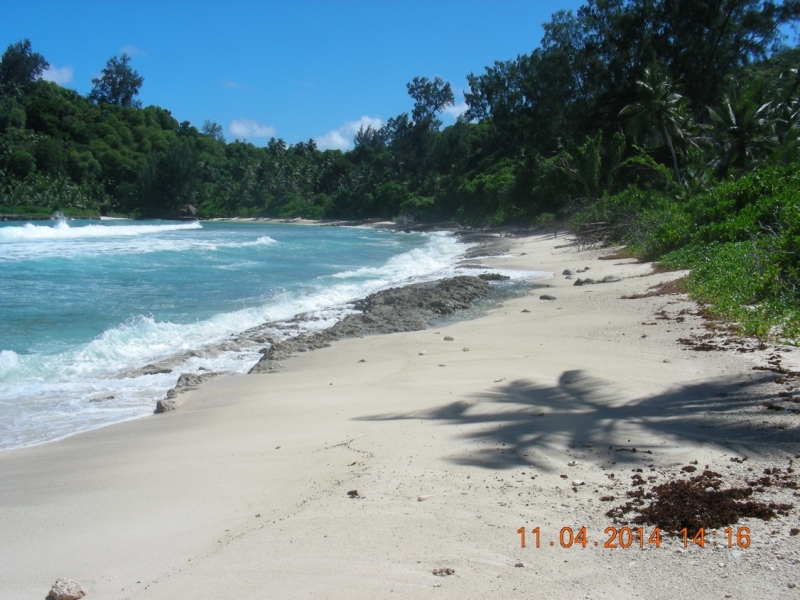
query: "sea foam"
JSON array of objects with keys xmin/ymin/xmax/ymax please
[{"xmin": 0, "ymin": 220, "xmax": 201, "ymax": 240}]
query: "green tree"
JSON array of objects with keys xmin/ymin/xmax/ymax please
[
  {"xmin": 708, "ymin": 83, "xmax": 779, "ymax": 177},
  {"xmin": 353, "ymin": 124, "xmax": 385, "ymax": 150},
  {"xmin": 89, "ymin": 53, "xmax": 144, "ymax": 108},
  {"xmin": 407, "ymin": 76, "xmax": 454, "ymax": 131},
  {"xmin": 134, "ymin": 137, "xmax": 199, "ymax": 216},
  {"xmin": 201, "ymin": 120, "xmax": 225, "ymax": 142},
  {"xmin": 658, "ymin": 0, "xmax": 800, "ymax": 110},
  {"xmin": 620, "ymin": 65, "xmax": 689, "ymax": 184},
  {"xmin": 0, "ymin": 39, "xmax": 48, "ymax": 94}
]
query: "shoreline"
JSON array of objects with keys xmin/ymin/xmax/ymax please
[
  {"xmin": 122, "ymin": 228, "xmax": 522, "ymax": 416},
  {"xmin": 2, "ymin": 223, "xmax": 512, "ymax": 450},
  {"xmin": 1, "ymin": 232, "xmax": 799, "ymax": 598}
]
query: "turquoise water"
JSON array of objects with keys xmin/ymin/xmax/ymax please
[{"xmin": 0, "ymin": 218, "xmax": 545, "ymax": 449}]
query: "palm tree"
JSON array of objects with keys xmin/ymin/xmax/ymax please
[
  {"xmin": 620, "ymin": 65, "xmax": 689, "ymax": 184},
  {"xmin": 708, "ymin": 82, "xmax": 778, "ymax": 178}
]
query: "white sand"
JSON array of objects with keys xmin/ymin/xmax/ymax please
[{"xmin": 1, "ymin": 233, "xmax": 798, "ymax": 599}]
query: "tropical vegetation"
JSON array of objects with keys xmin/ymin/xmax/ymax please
[{"xmin": 2, "ymin": 0, "xmax": 800, "ymax": 339}]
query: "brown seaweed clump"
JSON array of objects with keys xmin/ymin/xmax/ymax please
[{"xmin": 606, "ymin": 470, "xmax": 794, "ymax": 532}]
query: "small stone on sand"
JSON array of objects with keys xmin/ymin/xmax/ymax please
[{"xmin": 48, "ymin": 579, "xmax": 86, "ymax": 600}]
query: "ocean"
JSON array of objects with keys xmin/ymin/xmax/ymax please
[{"xmin": 0, "ymin": 218, "xmax": 546, "ymax": 450}]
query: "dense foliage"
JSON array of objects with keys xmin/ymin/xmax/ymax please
[
  {"xmin": 2, "ymin": 1, "xmax": 799, "ymax": 223},
  {"xmin": 2, "ymin": 0, "xmax": 800, "ymax": 338}
]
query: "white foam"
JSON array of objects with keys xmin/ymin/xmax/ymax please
[
  {"xmin": 331, "ymin": 232, "xmax": 464, "ymax": 282},
  {"xmin": 0, "ymin": 220, "xmax": 201, "ymax": 240},
  {"xmin": 253, "ymin": 236, "xmax": 277, "ymax": 246},
  {"xmin": 0, "ymin": 350, "xmax": 20, "ymax": 379},
  {"xmin": 0, "ymin": 228, "xmax": 277, "ymax": 262}
]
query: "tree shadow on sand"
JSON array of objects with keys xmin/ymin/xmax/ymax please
[{"xmin": 356, "ymin": 370, "xmax": 798, "ymax": 471}]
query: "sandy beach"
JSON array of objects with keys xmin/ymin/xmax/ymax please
[{"xmin": 2, "ymin": 232, "xmax": 799, "ymax": 599}]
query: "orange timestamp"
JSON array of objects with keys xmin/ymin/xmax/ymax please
[{"xmin": 517, "ymin": 526, "xmax": 751, "ymax": 549}]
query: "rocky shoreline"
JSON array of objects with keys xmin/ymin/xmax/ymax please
[
  {"xmin": 249, "ymin": 275, "xmax": 491, "ymax": 373},
  {"xmin": 155, "ymin": 275, "xmax": 497, "ymax": 412},
  {"xmin": 150, "ymin": 227, "xmax": 525, "ymax": 412}
]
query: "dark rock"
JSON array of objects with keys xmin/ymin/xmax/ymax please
[
  {"xmin": 602, "ymin": 275, "xmax": 622, "ymax": 283},
  {"xmin": 478, "ymin": 273, "xmax": 511, "ymax": 281},
  {"xmin": 562, "ymin": 269, "xmax": 574, "ymax": 276},
  {"xmin": 540, "ymin": 295, "xmax": 557, "ymax": 301},
  {"xmin": 173, "ymin": 372, "xmax": 215, "ymax": 390},
  {"xmin": 432, "ymin": 568, "xmax": 455, "ymax": 576},
  {"xmin": 89, "ymin": 395, "xmax": 115, "ymax": 403},
  {"xmin": 155, "ymin": 398, "xmax": 178, "ymax": 413},
  {"xmin": 574, "ymin": 278, "xmax": 597, "ymax": 286},
  {"xmin": 140, "ymin": 364, "xmax": 173, "ymax": 375},
  {"xmin": 521, "ymin": 309, "xmax": 530, "ymax": 313},
  {"xmin": 156, "ymin": 371, "xmax": 224, "ymax": 411},
  {"xmin": 180, "ymin": 203, "xmax": 197, "ymax": 217},
  {"xmin": 250, "ymin": 276, "xmax": 490, "ymax": 374}
]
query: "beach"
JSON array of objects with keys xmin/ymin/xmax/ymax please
[{"xmin": 1, "ymin": 231, "xmax": 799, "ymax": 599}]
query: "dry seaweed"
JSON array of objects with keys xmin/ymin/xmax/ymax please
[{"xmin": 606, "ymin": 469, "xmax": 795, "ymax": 532}]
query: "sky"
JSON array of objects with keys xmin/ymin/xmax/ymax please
[{"xmin": 0, "ymin": 0, "xmax": 587, "ymax": 150}]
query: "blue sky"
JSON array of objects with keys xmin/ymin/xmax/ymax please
[{"xmin": 1, "ymin": 1, "xmax": 586, "ymax": 149}]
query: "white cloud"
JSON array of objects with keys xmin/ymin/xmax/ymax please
[
  {"xmin": 42, "ymin": 65, "xmax": 73, "ymax": 85},
  {"xmin": 315, "ymin": 115, "xmax": 383, "ymax": 151},
  {"xmin": 222, "ymin": 80, "xmax": 247, "ymax": 90},
  {"xmin": 121, "ymin": 45, "xmax": 145, "ymax": 57},
  {"xmin": 443, "ymin": 101, "xmax": 468, "ymax": 119},
  {"xmin": 229, "ymin": 118, "xmax": 277, "ymax": 140}
]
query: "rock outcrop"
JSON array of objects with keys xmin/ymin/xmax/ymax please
[
  {"xmin": 249, "ymin": 276, "xmax": 490, "ymax": 374},
  {"xmin": 155, "ymin": 371, "xmax": 227, "ymax": 414}
]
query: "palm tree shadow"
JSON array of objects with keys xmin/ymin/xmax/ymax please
[{"xmin": 356, "ymin": 369, "xmax": 794, "ymax": 471}]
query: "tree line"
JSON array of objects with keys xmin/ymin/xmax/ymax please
[{"xmin": 1, "ymin": 0, "xmax": 799, "ymax": 225}]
